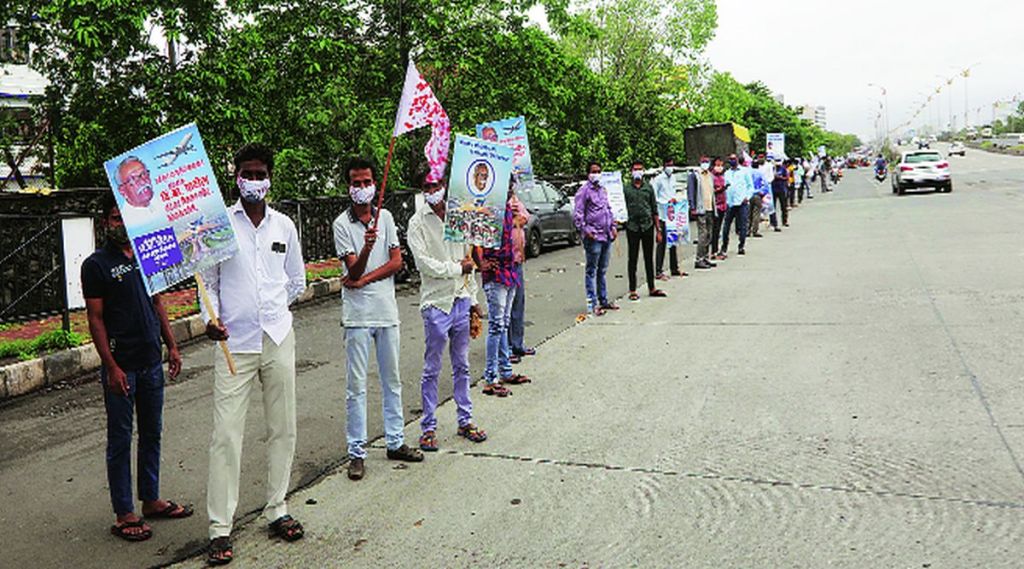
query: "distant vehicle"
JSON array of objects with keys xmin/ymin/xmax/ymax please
[
  {"xmin": 966, "ymin": 127, "xmax": 978, "ymax": 140},
  {"xmin": 917, "ymin": 139, "xmax": 931, "ymax": 149},
  {"xmin": 949, "ymin": 141, "xmax": 966, "ymax": 156},
  {"xmin": 980, "ymin": 126, "xmax": 994, "ymax": 138},
  {"xmin": 520, "ymin": 179, "xmax": 578, "ymax": 258},
  {"xmin": 892, "ymin": 150, "xmax": 951, "ymax": 195}
]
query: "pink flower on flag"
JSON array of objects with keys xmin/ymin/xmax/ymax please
[{"xmin": 393, "ymin": 61, "xmax": 451, "ymax": 183}]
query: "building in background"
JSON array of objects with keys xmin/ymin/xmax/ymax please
[
  {"xmin": 1, "ymin": 22, "xmax": 51, "ymax": 191},
  {"xmin": 799, "ymin": 104, "xmax": 827, "ymax": 130}
]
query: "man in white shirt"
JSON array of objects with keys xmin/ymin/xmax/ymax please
[
  {"xmin": 406, "ymin": 169, "xmax": 488, "ymax": 451},
  {"xmin": 651, "ymin": 158, "xmax": 682, "ymax": 279},
  {"xmin": 333, "ymin": 157, "xmax": 424, "ymax": 483},
  {"xmin": 201, "ymin": 144, "xmax": 307, "ymax": 565}
]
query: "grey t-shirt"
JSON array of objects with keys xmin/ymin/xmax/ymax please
[{"xmin": 332, "ymin": 207, "xmax": 401, "ymax": 327}]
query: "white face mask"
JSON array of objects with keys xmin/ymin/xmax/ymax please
[
  {"xmin": 237, "ymin": 177, "xmax": 270, "ymax": 203},
  {"xmin": 350, "ymin": 184, "xmax": 376, "ymax": 205},
  {"xmin": 424, "ymin": 188, "xmax": 446, "ymax": 205},
  {"xmin": 700, "ymin": 162, "xmax": 711, "ymax": 171},
  {"xmin": 588, "ymin": 173, "xmax": 601, "ymax": 184},
  {"xmin": 631, "ymin": 170, "xmax": 643, "ymax": 180}
]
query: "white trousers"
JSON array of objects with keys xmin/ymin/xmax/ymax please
[{"xmin": 207, "ymin": 330, "xmax": 297, "ymax": 539}]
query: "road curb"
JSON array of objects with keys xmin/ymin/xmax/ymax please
[{"xmin": 0, "ymin": 276, "xmax": 346, "ymax": 402}]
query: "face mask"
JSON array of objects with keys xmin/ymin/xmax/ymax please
[
  {"xmin": 350, "ymin": 184, "xmax": 376, "ymax": 205},
  {"xmin": 713, "ymin": 166, "xmax": 724, "ymax": 174},
  {"xmin": 700, "ymin": 162, "xmax": 710, "ymax": 171},
  {"xmin": 109, "ymin": 225, "xmax": 130, "ymax": 245},
  {"xmin": 631, "ymin": 170, "xmax": 643, "ymax": 181},
  {"xmin": 237, "ymin": 177, "xmax": 270, "ymax": 203},
  {"xmin": 424, "ymin": 188, "xmax": 446, "ymax": 206},
  {"xmin": 728, "ymin": 160, "xmax": 738, "ymax": 168},
  {"xmin": 588, "ymin": 173, "xmax": 601, "ymax": 184}
]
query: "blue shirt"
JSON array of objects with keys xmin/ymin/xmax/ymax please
[{"xmin": 724, "ymin": 168, "xmax": 750, "ymax": 206}]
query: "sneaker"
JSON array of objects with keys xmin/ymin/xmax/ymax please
[
  {"xmin": 738, "ymin": 248, "xmax": 746, "ymax": 255},
  {"xmin": 773, "ymin": 227, "xmax": 782, "ymax": 233},
  {"xmin": 348, "ymin": 458, "xmax": 365, "ymax": 481},
  {"xmin": 695, "ymin": 260, "xmax": 713, "ymax": 270},
  {"xmin": 387, "ymin": 444, "xmax": 425, "ymax": 463}
]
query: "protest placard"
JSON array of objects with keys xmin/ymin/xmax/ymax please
[
  {"xmin": 665, "ymin": 193, "xmax": 690, "ymax": 247},
  {"xmin": 103, "ymin": 123, "xmax": 238, "ymax": 296},
  {"xmin": 476, "ymin": 116, "xmax": 534, "ymax": 192},
  {"xmin": 443, "ymin": 134, "xmax": 515, "ymax": 249},
  {"xmin": 601, "ymin": 171, "xmax": 627, "ymax": 223},
  {"xmin": 767, "ymin": 133, "xmax": 786, "ymax": 161}
]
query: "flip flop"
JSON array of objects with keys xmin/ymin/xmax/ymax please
[
  {"xmin": 145, "ymin": 501, "xmax": 194, "ymax": 520},
  {"xmin": 110, "ymin": 519, "xmax": 152, "ymax": 542}
]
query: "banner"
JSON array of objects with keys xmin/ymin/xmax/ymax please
[
  {"xmin": 665, "ymin": 193, "xmax": 690, "ymax": 247},
  {"xmin": 601, "ymin": 171, "xmax": 627, "ymax": 223},
  {"xmin": 761, "ymin": 188, "xmax": 775, "ymax": 216},
  {"xmin": 477, "ymin": 116, "xmax": 533, "ymax": 193},
  {"xmin": 103, "ymin": 123, "xmax": 238, "ymax": 295},
  {"xmin": 767, "ymin": 133, "xmax": 785, "ymax": 161},
  {"xmin": 443, "ymin": 134, "xmax": 515, "ymax": 249}
]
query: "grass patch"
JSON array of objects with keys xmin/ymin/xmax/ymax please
[
  {"xmin": 980, "ymin": 141, "xmax": 994, "ymax": 149},
  {"xmin": 307, "ymin": 266, "xmax": 343, "ymax": 282},
  {"xmin": 0, "ymin": 329, "xmax": 87, "ymax": 361}
]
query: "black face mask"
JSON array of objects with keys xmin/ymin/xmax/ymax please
[
  {"xmin": 109, "ymin": 225, "xmax": 130, "ymax": 246},
  {"xmin": 729, "ymin": 160, "xmax": 738, "ymax": 168}
]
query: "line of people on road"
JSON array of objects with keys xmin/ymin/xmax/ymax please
[
  {"xmin": 571, "ymin": 152, "xmax": 842, "ymax": 316},
  {"xmin": 83, "ymin": 141, "xmax": 843, "ymax": 565}
]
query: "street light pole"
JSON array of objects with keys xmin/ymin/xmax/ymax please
[{"xmin": 868, "ymin": 83, "xmax": 890, "ymax": 139}]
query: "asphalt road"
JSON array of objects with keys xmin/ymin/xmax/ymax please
[
  {"xmin": 7, "ymin": 144, "xmax": 1024, "ymax": 568},
  {"xmin": 0, "ymin": 212, "xmax": 638, "ymax": 568}
]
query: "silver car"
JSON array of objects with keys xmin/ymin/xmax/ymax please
[{"xmin": 892, "ymin": 150, "xmax": 952, "ymax": 195}]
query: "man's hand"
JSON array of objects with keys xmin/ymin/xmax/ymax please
[
  {"xmin": 460, "ymin": 258, "xmax": 475, "ymax": 275},
  {"xmin": 167, "ymin": 347, "xmax": 182, "ymax": 379},
  {"xmin": 362, "ymin": 227, "xmax": 378, "ymax": 251},
  {"xmin": 205, "ymin": 320, "xmax": 229, "ymax": 342},
  {"xmin": 655, "ymin": 229, "xmax": 663, "ymax": 244},
  {"xmin": 470, "ymin": 304, "xmax": 483, "ymax": 318},
  {"xmin": 585, "ymin": 231, "xmax": 596, "ymax": 240},
  {"xmin": 344, "ymin": 276, "xmax": 367, "ymax": 289},
  {"xmin": 610, "ymin": 228, "xmax": 618, "ymax": 241},
  {"xmin": 478, "ymin": 258, "xmax": 494, "ymax": 272},
  {"xmin": 106, "ymin": 365, "xmax": 129, "ymax": 396}
]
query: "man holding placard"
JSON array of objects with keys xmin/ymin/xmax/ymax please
[
  {"xmin": 200, "ymin": 144, "xmax": 308, "ymax": 564},
  {"xmin": 82, "ymin": 195, "xmax": 192, "ymax": 543},
  {"xmin": 573, "ymin": 160, "xmax": 619, "ymax": 316}
]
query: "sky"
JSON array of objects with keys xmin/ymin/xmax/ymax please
[{"xmin": 704, "ymin": 0, "xmax": 1024, "ymax": 140}]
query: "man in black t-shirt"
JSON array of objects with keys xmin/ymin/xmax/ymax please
[{"xmin": 81, "ymin": 195, "xmax": 191, "ymax": 542}]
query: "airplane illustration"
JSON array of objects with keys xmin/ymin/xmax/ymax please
[
  {"xmin": 502, "ymin": 119, "xmax": 523, "ymax": 135},
  {"xmin": 155, "ymin": 133, "xmax": 196, "ymax": 167}
]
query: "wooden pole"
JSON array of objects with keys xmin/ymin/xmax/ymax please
[
  {"xmin": 373, "ymin": 137, "xmax": 398, "ymax": 227},
  {"xmin": 194, "ymin": 272, "xmax": 236, "ymax": 375}
]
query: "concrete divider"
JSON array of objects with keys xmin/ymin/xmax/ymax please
[{"xmin": 0, "ymin": 276, "xmax": 345, "ymax": 401}]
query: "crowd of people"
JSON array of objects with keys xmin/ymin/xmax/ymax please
[{"xmin": 81, "ymin": 141, "xmax": 842, "ymax": 565}]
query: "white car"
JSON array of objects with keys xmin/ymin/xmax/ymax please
[
  {"xmin": 892, "ymin": 150, "xmax": 952, "ymax": 195},
  {"xmin": 949, "ymin": 141, "xmax": 966, "ymax": 156}
]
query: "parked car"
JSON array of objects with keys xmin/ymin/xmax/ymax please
[
  {"xmin": 949, "ymin": 141, "xmax": 966, "ymax": 156},
  {"xmin": 892, "ymin": 150, "xmax": 952, "ymax": 195},
  {"xmin": 519, "ymin": 179, "xmax": 578, "ymax": 258}
]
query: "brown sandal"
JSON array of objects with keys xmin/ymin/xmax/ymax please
[
  {"xmin": 482, "ymin": 384, "xmax": 511, "ymax": 397},
  {"xmin": 501, "ymin": 374, "xmax": 531, "ymax": 385}
]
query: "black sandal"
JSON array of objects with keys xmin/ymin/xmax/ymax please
[
  {"xmin": 268, "ymin": 515, "xmax": 305, "ymax": 542},
  {"xmin": 110, "ymin": 519, "xmax": 152, "ymax": 542},
  {"xmin": 208, "ymin": 536, "xmax": 233, "ymax": 565},
  {"xmin": 145, "ymin": 501, "xmax": 194, "ymax": 519}
]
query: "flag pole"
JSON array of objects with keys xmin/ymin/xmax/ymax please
[
  {"xmin": 373, "ymin": 137, "xmax": 398, "ymax": 227},
  {"xmin": 194, "ymin": 272, "xmax": 236, "ymax": 375}
]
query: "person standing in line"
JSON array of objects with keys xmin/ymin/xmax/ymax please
[
  {"xmin": 770, "ymin": 158, "xmax": 790, "ymax": 231},
  {"xmin": 747, "ymin": 155, "xmax": 766, "ymax": 238},
  {"xmin": 710, "ymin": 157, "xmax": 728, "ymax": 260},
  {"xmin": 83, "ymin": 196, "xmax": 191, "ymax": 544},
  {"xmin": 573, "ymin": 160, "xmax": 619, "ymax": 316},
  {"xmin": 202, "ymin": 144, "xmax": 306, "ymax": 565},
  {"xmin": 819, "ymin": 155, "xmax": 831, "ymax": 193},
  {"xmin": 786, "ymin": 159, "xmax": 798, "ymax": 208},
  {"xmin": 333, "ymin": 156, "xmax": 424, "ymax": 483},
  {"xmin": 478, "ymin": 188, "xmax": 531, "ymax": 396},
  {"xmin": 652, "ymin": 157, "xmax": 682, "ymax": 279},
  {"xmin": 794, "ymin": 159, "xmax": 806, "ymax": 204},
  {"xmin": 507, "ymin": 181, "xmax": 535, "ymax": 364},
  {"xmin": 720, "ymin": 154, "xmax": 750, "ymax": 257},
  {"xmin": 624, "ymin": 159, "xmax": 667, "ymax": 301},
  {"xmin": 687, "ymin": 155, "xmax": 718, "ymax": 270},
  {"xmin": 406, "ymin": 169, "xmax": 488, "ymax": 450},
  {"xmin": 802, "ymin": 157, "xmax": 814, "ymax": 200}
]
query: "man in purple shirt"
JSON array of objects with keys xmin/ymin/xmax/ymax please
[{"xmin": 573, "ymin": 160, "xmax": 618, "ymax": 316}]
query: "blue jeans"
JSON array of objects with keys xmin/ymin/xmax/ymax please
[
  {"xmin": 483, "ymin": 281, "xmax": 516, "ymax": 384},
  {"xmin": 101, "ymin": 361, "xmax": 165, "ymax": 515},
  {"xmin": 720, "ymin": 203, "xmax": 749, "ymax": 253},
  {"xmin": 509, "ymin": 264, "xmax": 526, "ymax": 353},
  {"xmin": 583, "ymin": 238, "xmax": 612, "ymax": 311},
  {"xmin": 345, "ymin": 326, "xmax": 404, "ymax": 459}
]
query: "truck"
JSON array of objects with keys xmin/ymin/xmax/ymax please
[{"xmin": 683, "ymin": 122, "xmax": 751, "ymax": 166}]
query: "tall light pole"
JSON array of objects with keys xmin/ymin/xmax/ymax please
[
  {"xmin": 868, "ymin": 83, "xmax": 890, "ymax": 138},
  {"xmin": 960, "ymin": 63, "xmax": 979, "ymax": 130}
]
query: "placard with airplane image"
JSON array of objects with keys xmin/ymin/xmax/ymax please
[{"xmin": 103, "ymin": 123, "xmax": 239, "ymax": 296}]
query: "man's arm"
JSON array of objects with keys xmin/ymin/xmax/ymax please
[
  {"xmin": 198, "ymin": 264, "xmax": 228, "ymax": 341},
  {"xmin": 348, "ymin": 247, "xmax": 402, "ymax": 288},
  {"xmin": 333, "ymin": 217, "xmax": 374, "ymax": 281},
  {"xmin": 406, "ymin": 217, "xmax": 462, "ymax": 280},
  {"xmin": 152, "ymin": 294, "xmax": 181, "ymax": 379},
  {"xmin": 284, "ymin": 221, "xmax": 307, "ymax": 304},
  {"xmin": 84, "ymin": 298, "xmax": 129, "ymax": 395}
]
